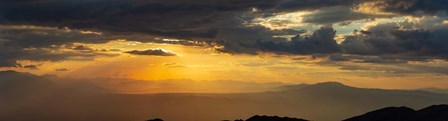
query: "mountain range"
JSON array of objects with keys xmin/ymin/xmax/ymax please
[
  {"xmin": 150, "ymin": 105, "xmax": 448, "ymax": 121},
  {"xmin": 1, "ymin": 71, "xmax": 448, "ymax": 121}
]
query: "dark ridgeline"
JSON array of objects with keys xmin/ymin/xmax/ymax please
[
  {"xmin": 245, "ymin": 115, "xmax": 308, "ymax": 121},
  {"xmin": 343, "ymin": 107, "xmax": 415, "ymax": 121},
  {"xmin": 344, "ymin": 104, "xmax": 448, "ymax": 121},
  {"xmin": 148, "ymin": 105, "xmax": 448, "ymax": 121},
  {"xmin": 147, "ymin": 118, "xmax": 163, "ymax": 121},
  {"xmin": 152, "ymin": 116, "xmax": 308, "ymax": 121}
]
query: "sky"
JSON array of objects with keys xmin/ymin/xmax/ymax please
[{"xmin": 1, "ymin": 0, "xmax": 448, "ymax": 93}]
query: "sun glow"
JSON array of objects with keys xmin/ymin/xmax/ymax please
[
  {"xmin": 252, "ymin": 11, "xmax": 313, "ymax": 30},
  {"xmin": 3, "ymin": 39, "xmax": 448, "ymax": 92}
]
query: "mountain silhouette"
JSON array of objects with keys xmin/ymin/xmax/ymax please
[
  {"xmin": 146, "ymin": 118, "xmax": 163, "ymax": 121},
  {"xmin": 277, "ymin": 82, "xmax": 349, "ymax": 91},
  {"xmin": 246, "ymin": 115, "xmax": 308, "ymax": 121},
  {"xmin": 0, "ymin": 70, "xmax": 54, "ymax": 98},
  {"xmin": 145, "ymin": 104, "xmax": 448, "ymax": 121},
  {"xmin": 420, "ymin": 88, "xmax": 448, "ymax": 94},
  {"xmin": 148, "ymin": 105, "xmax": 448, "ymax": 121},
  {"xmin": 344, "ymin": 104, "xmax": 448, "ymax": 121},
  {"xmin": 2, "ymin": 71, "xmax": 448, "ymax": 121}
]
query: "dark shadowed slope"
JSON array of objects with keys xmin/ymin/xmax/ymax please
[
  {"xmin": 343, "ymin": 107, "xmax": 416, "ymax": 121},
  {"xmin": 344, "ymin": 104, "xmax": 448, "ymax": 121}
]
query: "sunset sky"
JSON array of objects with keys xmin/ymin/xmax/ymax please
[{"xmin": 1, "ymin": 0, "xmax": 448, "ymax": 93}]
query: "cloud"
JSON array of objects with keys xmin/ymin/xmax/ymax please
[
  {"xmin": 0, "ymin": 0, "xmax": 447, "ymax": 58},
  {"xmin": 0, "ymin": 0, "xmax": 362, "ymax": 37},
  {"xmin": 22, "ymin": 65, "xmax": 39, "ymax": 70},
  {"xmin": 0, "ymin": 44, "xmax": 117, "ymax": 67},
  {"xmin": 0, "ymin": 25, "xmax": 111, "ymax": 48},
  {"xmin": 72, "ymin": 45, "xmax": 93, "ymax": 51},
  {"xmin": 214, "ymin": 26, "xmax": 291, "ymax": 54},
  {"xmin": 0, "ymin": 0, "xmax": 365, "ymax": 55},
  {"xmin": 0, "ymin": 0, "xmax": 280, "ymax": 39},
  {"xmin": 355, "ymin": 0, "xmax": 448, "ymax": 16},
  {"xmin": 341, "ymin": 16, "xmax": 448, "ymax": 58},
  {"xmin": 274, "ymin": 0, "xmax": 358, "ymax": 12},
  {"xmin": 301, "ymin": 6, "xmax": 382, "ymax": 24},
  {"xmin": 55, "ymin": 68, "xmax": 70, "ymax": 71},
  {"xmin": 162, "ymin": 63, "xmax": 184, "ymax": 68},
  {"xmin": 0, "ymin": 25, "xmax": 120, "ymax": 67},
  {"xmin": 125, "ymin": 48, "xmax": 177, "ymax": 56},
  {"xmin": 315, "ymin": 54, "xmax": 448, "ymax": 76},
  {"xmin": 326, "ymin": 54, "xmax": 434, "ymax": 64},
  {"xmin": 257, "ymin": 26, "xmax": 341, "ymax": 54}
]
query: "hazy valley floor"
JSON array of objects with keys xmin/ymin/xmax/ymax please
[{"xmin": 1, "ymin": 71, "xmax": 448, "ymax": 121}]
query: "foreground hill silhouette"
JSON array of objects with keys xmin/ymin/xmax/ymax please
[
  {"xmin": 246, "ymin": 115, "xmax": 308, "ymax": 121},
  {"xmin": 344, "ymin": 104, "xmax": 448, "ymax": 121},
  {"xmin": 1, "ymin": 71, "xmax": 448, "ymax": 121},
  {"xmin": 150, "ymin": 105, "xmax": 448, "ymax": 121},
  {"xmin": 147, "ymin": 118, "xmax": 164, "ymax": 121},
  {"xmin": 152, "ymin": 115, "xmax": 308, "ymax": 121}
]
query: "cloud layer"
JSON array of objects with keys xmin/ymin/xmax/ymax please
[
  {"xmin": 125, "ymin": 48, "xmax": 177, "ymax": 56},
  {"xmin": 0, "ymin": 0, "xmax": 448, "ymax": 67}
]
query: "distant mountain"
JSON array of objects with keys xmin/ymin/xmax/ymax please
[
  {"xmin": 151, "ymin": 104, "xmax": 448, "ymax": 121},
  {"xmin": 0, "ymin": 71, "xmax": 108, "ymax": 95},
  {"xmin": 277, "ymin": 82, "xmax": 350, "ymax": 91},
  {"xmin": 420, "ymin": 88, "xmax": 448, "ymax": 94},
  {"xmin": 1, "ymin": 71, "xmax": 448, "ymax": 121},
  {"xmin": 0, "ymin": 70, "xmax": 54, "ymax": 98},
  {"xmin": 216, "ymin": 82, "xmax": 448, "ymax": 121},
  {"xmin": 344, "ymin": 105, "xmax": 448, "ymax": 121}
]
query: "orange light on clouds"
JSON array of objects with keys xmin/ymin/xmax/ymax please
[{"xmin": 3, "ymin": 39, "xmax": 448, "ymax": 93}]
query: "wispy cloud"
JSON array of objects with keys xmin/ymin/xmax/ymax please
[{"xmin": 124, "ymin": 48, "xmax": 177, "ymax": 56}]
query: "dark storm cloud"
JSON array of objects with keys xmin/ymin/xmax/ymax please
[
  {"xmin": 357, "ymin": 0, "xmax": 448, "ymax": 16},
  {"xmin": 274, "ymin": 0, "xmax": 358, "ymax": 12},
  {"xmin": 0, "ymin": 0, "xmax": 279, "ymax": 39},
  {"xmin": 0, "ymin": 25, "xmax": 122, "ymax": 67},
  {"xmin": 0, "ymin": 44, "xmax": 117, "ymax": 67},
  {"xmin": 0, "ymin": 0, "xmax": 362, "ymax": 34},
  {"xmin": 0, "ymin": 0, "xmax": 367, "ymax": 41},
  {"xmin": 125, "ymin": 48, "xmax": 177, "ymax": 56},
  {"xmin": 301, "ymin": 6, "xmax": 385, "ymax": 24},
  {"xmin": 341, "ymin": 24, "xmax": 448, "ymax": 58},
  {"xmin": 214, "ymin": 26, "xmax": 288, "ymax": 54},
  {"xmin": 0, "ymin": 0, "xmax": 447, "ymax": 57},
  {"xmin": 257, "ymin": 26, "xmax": 341, "ymax": 54},
  {"xmin": 326, "ymin": 54, "xmax": 435, "ymax": 64},
  {"xmin": 0, "ymin": 26, "xmax": 111, "ymax": 48},
  {"xmin": 0, "ymin": 0, "xmax": 362, "ymax": 56}
]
